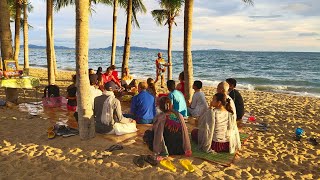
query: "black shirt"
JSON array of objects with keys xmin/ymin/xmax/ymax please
[{"xmin": 229, "ymin": 89, "xmax": 244, "ymax": 120}]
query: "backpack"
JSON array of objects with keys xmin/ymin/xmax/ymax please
[{"xmin": 43, "ymin": 85, "xmax": 60, "ymax": 98}]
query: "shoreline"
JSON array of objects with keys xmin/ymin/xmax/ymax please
[{"xmin": 26, "ymin": 67, "xmax": 320, "ymax": 99}]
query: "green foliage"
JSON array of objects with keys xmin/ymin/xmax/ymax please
[{"xmin": 151, "ymin": 0, "xmax": 184, "ymax": 26}]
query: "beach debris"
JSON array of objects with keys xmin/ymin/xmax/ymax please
[{"xmin": 105, "ymin": 144, "xmax": 123, "ymax": 152}]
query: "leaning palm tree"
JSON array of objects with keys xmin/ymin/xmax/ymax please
[
  {"xmin": 75, "ymin": 0, "xmax": 95, "ymax": 140},
  {"xmin": 183, "ymin": 0, "xmax": 253, "ymax": 102},
  {"xmin": 121, "ymin": 0, "xmax": 146, "ymax": 78},
  {"xmin": 110, "ymin": 0, "xmax": 118, "ymax": 65},
  {"xmin": 151, "ymin": 0, "xmax": 184, "ymax": 80},
  {"xmin": 0, "ymin": 0, "xmax": 17, "ymax": 103}
]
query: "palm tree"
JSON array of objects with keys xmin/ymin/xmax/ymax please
[
  {"xmin": 76, "ymin": 0, "xmax": 95, "ymax": 140},
  {"xmin": 110, "ymin": 0, "xmax": 118, "ymax": 65},
  {"xmin": 46, "ymin": 0, "xmax": 55, "ymax": 85},
  {"xmin": 183, "ymin": 0, "xmax": 253, "ymax": 102},
  {"xmin": 0, "ymin": 0, "xmax": 17, "ymax": 103},
  {"xmin": 23, "ymin": 0, "xmax": 29, "ymax": 71},
  {"xmin": 13, "ymin": 0, "xmax": 22, "ymax": 69},
  {"xmin": 151, "ymin": 0, "xmax": 183, "ymax": 80},
  {"xmin": 121, "ymin": 0, "xmax": 146, "ymax": 78}
]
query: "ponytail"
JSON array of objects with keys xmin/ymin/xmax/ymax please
[
  {"xmin": 225, "ymin": 98, "xmax": 234, "ymax": 114},
  {"xmin": 214, "ymin": 93, "xmax": 234, "ymax": 114}
]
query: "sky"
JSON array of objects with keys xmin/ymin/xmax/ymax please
[{"xmin": 15, "ymin": 0, "xmax": 320, "ymax": 52}]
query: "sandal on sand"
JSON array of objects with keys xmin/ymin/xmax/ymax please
[
  {"xmin": 308, "ymin": 138, "xmax": 318, "ymax": 146},
  {"xmin": 179, "ymin": 159, "xmax": 194, "ymax": 173},
  {"xmin": 48, "ymin": 131, "xmax": 56, "ymax": 139},
  {"xmin": 160, "ymin": 159, "xmax": 176, "ymax": 172},
  {"xmin": 133, "ymin": 155, "xmax": 145, "ymax": 168},
  {"xmin": 144, "ymin": 155, "xmax": 158, "ymax": 166},
  {"xmin": 105, "ymin": 144, "xmax": 123, "ymax": 152}
]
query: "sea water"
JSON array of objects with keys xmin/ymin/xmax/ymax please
[{"xmin": 19, "ymin": 48, "xmax": 320, "ymax": 98}]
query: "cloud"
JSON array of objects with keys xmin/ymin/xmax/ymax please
[
  {"xmin": 298, "ymin": 32, "xmax": 319, "ymax": 37},
  {"xmin": 235, "ymin": 35, "xmax": 244, "ymax": 38},
  {"xmin": 248, "ymin": 15, "xmax": 282, "ymax": 19}
]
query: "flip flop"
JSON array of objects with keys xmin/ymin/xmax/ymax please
[
  {"xmin": 48, "ymin": 131, "xmax": 56, "ymax": 139},
  {"xmin": 144, "ymin": 155, "xmax": 158, "ymax": 166},
  {"xmin": 179, "ymin": 159, "xmax": 194, "ymax": 173},
  {"xmin": 105, "ymin": 144, "xmax": 123, "ymax": 152},
  {"xmin": 160, "ymin": 159, "xmax": 176, "ymax": 172},
  {"xmin": 133, "ymin": 155, "xmax": 145, "ymax": 168}
]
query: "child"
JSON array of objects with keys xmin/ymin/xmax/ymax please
[
  {"xmin": 176, "ymin": 71, "xmax": 185, "ymax": 96},
  {"xmin": 188, "ymin": 80, "xmax": 208, "ymax": 117},
  {"xmin": 147, "ymin": 78, "xmax": 157, "ymax": 97},
  {"xmin": 67, "ymin": 75, "xmax": 77, "ymax": 111},
  {"xmin": 191, "ymin": 93, "xmax": 241, "ymax": 153}
]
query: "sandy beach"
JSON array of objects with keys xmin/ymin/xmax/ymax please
[{"xmin": 0, "ymin": 68, "xmax": 319, "ymax": 179}]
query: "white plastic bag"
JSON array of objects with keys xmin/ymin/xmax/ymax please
[{"xmin": 113, "ymin": 122, "xmax": 137, "ymax": 135}]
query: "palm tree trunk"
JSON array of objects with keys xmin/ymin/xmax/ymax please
[
  {"xmin": 46, "ymin": 0, "xmax": 55, "ymax": 85},
  {"xmin": 111, "ymin": 0, "xmax": 118, "ymax": 66},
  {"xmin": 167, "ymin": 21, "xmax": 173, "ymax": 80},
  {"xmin": 51, "ymin": 7, "xmax": 57, "ymax": 77},
  {"xmin": 23, "ymin": 0, "xmax": 29, "ymax": 70},
  {"xmin": 121, "ymin": 0, "xmax": 132, "ymax": 79},
  {"xmin": 183, "ymin": 0, "xmax": 194, "ymax": 102},
  {"xmin": 0, "ymin": 0, "xmax": 18, "ymax": 103},
  {"xmin": 76, "ymin": 0, "xmax": 95, "ymax": 140},
  {"xmin": 14, "ymin": 0, "xmax": 22, "ymax": 69}
]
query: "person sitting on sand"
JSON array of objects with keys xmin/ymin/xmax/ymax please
[
  {"xmin": 147, "ymin": 78, "xmax": 157, "ymax": 97},
  {"xmin": 167, "ymin": 80, "xmax": 188, "ymax": 117},
  {"xmin": 127, "ymin": 82, "xmax": 156, "ymax": 124},
  {"xmin": 110, "ymin": 65, "xmax": 120, "ymax": 85},
  {"xmin": 97, "ymin": 73, "xmax": 105, "ymax": 92},
  {"xmin": 188, "ymin": 80, "xmax": 208, "ymax": 117},
  {"xmin": 191, "ymin": 93, "xmax": 241, "ymax": 153},
  {"xmin": 96, "ymin": 67, "xmax": 103, "ymax": 76},
  {"xmin": 89, "ymin": 68, "xmax": 95, "ymax": 75},
  {"xmin": 176, "ymin": 71, "xmax": 185, "ymax": 96},
  {"xmin": 226, "ymin": 78, "xmax": 244, "ymax": 121},
  {"xmin": 102, "ymin": 67, "xmax": 122, "ymax": 90},
  {"xmin": 143, "ymin": 96, "xmax": 192, "ymax": 157},
  {"xmin": 217, "ymin": 81, "xmax": 237, "ymax": 120},
  {"xmin": 154, "ymin": 52, "xmax": 171, "ymax": 88},
  {"xmin": 67, "ymin": 75, "xmax": 77, "ymax": 111},
  {"xmin": 94, "ymin": 83, "xmax": 136, "ymax": 134},
  {"xmin": 121, "ymin": 67, "xmax": 137, "ymax": 92}
]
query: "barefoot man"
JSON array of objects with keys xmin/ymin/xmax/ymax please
[{"xmin": 154, "ymin": 52, "xmax": 171, "ymax": 88}]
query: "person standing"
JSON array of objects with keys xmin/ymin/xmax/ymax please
[
  {"xmin": 154, "ymin": 52, "xmax": 171, "ymax": 88},
  {"xmin": 226, "ymin": 78, "xmax": 244, "ymax": 121}
]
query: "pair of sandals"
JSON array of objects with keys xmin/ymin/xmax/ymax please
[{"xmin": 133, "ymin": 155, "xmax": 158, "ymax": 168}]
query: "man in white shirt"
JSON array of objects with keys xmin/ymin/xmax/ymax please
[{"xmin": 188, "ymin": 80, "xmax": 208, "ymax": 117}]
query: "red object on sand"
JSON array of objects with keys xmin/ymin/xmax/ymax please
[{"xmin": 248, "ymin": 116, "xmax": 256, "ymax": 122}]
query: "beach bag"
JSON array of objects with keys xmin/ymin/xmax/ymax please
[
  {"xmin": 113, "ymin": 122, "xmax": 137, "ymax": 135},
  {"xmin": 43, "ymin": 85, "xmax": 60, "ymax": 98},
  {"xmin": 42, "ymin": 96, "xmax": 67, "ymax": 108}
]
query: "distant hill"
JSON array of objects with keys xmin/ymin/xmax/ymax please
[
  {"xmin": 20, "ymin": 44, "xmax": 73, "ymax": 49},
  {"xmin": 95, "ymin": 46, "xmax": 165, "ymax": 51}
]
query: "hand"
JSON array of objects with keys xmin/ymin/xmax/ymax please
[{"xmin": 131, "ymin": 119, "xmax": 136, "ymax": 124}]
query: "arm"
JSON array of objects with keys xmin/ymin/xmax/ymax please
[
  {"xmin": 114, "ymin": 100, "xmax": 131, "ymax": 123},
  {"xmin": 131, "ymin": 96, "xmax": 137, "ymax": 115},
  {"xmin": 111, "ymin": 75, "xmax": 121, "ymax": 87}
]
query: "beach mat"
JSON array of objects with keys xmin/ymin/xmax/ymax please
[{"xmin": 191, "ymin": 133, "xmax": 250, "ymax": 167}]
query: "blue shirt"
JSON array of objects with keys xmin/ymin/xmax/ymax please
[
  {"xmin": 131, "ymin": 90, "xmax": 156, "ymax": 123},
  {"xmin": 168, "ymin": 90, "xmax": 188, "ymax": 117}
]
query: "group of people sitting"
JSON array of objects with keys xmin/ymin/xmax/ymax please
[{"xmin": 66, "ymin": 65, "xmax": 245, "ymax": 158}]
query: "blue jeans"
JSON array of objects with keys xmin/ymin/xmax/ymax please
[{"xmin": 123, "ymin": 114, "xmax": 153, "ymax": 124}]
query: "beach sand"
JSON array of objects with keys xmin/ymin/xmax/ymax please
[{"xmin": 0, "ymin": 68, "xmax": 319, "ymax": 179}]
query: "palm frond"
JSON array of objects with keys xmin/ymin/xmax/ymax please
[
  {"xmin": 151, "ymin": 9, "xmax": 167, "ymax": 26},
  {"xmin": 242, "ymin": 0, "xmax": 254, "ymax": 5}
]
